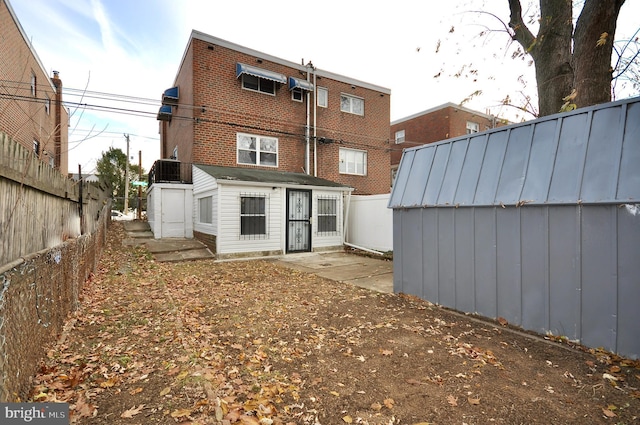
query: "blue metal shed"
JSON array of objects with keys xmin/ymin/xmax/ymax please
[{"xmin": 389, "ymin": 97, "xmax": 640, "ymax": 359}]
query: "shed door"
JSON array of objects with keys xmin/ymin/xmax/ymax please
[
  {"xmin": 161, "ymin": 189, "xmax": 186, "ymax": 238},
  {"xmin": 287, "ymin": 189, "xmax": 311, "ymax": 252}
]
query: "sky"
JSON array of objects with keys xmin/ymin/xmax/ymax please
[{"xmin": 8, "ymin": 0, "xmax": 640, "ymax": 174}]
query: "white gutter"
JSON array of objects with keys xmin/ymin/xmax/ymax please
[
  {"xmin": 305, "ymin": 63, "xmax": 312, "ymax": 174},
  {"xmin": 313, "ymin": 71, "xmax": 317, "ymax": 177}
]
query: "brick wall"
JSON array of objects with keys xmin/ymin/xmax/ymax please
[
  {"xmin": 0, "ymin": 1, "xmax": 69, "ymax": 173},
  {"xmin": 390, "ymin": 105, "xmax": 502, "ymax": 167},
  {"xmin": 161, "ymin": 35, "xmax": 391, "ymax": 195}
]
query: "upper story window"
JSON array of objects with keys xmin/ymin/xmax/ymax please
[
  {"xmin": 33, "ymin": 140, "xmax": 40, "ymax": 157},
  {"xmin": 395, "ymin": 129, "xmax": 405, "ymax": 144},
  {"xmin": 242, "ymin": 74, "xmax": 275, "ymax": 95},
  {"xmin": 45, "ymin": 94, "xmax": 50, "ymax": 115},
  {"xmin": 291, "ymin": 87, "xmax": 303, "ymax": 102},
  {"xmin": 236, "ymin": 63, "xmax": 286, "ymax": 96},
  {"xmin": 317, "ymin": 87, "xmax": 328, "ymax": 108},
  {"xmin": 340, "ymin": 94, "xmax": 364, "ymax": 115},
  {"xmin": 30, "ymin": 73, "xmax": 36, "ymax": 96},
  {"xmin": 339, "ymin": 147, "xmax": 367, "ymax": 175},
  {"xmin": 237, "ymin": 133, "xmax": 278, "ymax": 167},
  {"xmin": 466, "ymin": 121, "xmax": 480, "ymax": 134}
]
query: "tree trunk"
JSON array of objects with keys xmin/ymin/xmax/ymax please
[
  {"xmin": 573, "ymin": 0, "xmax": 625, "ymax": 109},
  {"xmin": 509, "ymin": 0, "xmax": 573, "ymax": 116},
  {"xmin": 508, "ymin": 0, "xmax": 626, "ymax": 117}
]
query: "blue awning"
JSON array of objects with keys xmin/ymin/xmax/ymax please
[
  {"xmin": 288, "ymin": 77, "xmax": 314, "ymax": 91},
  {"xmin": 162, "ymin": 86, "xmax": 179, "ymax": 105},
  {"xmin": 236, "ymin": 63, "xmax": 286, "ymax": 84},
  {"xmin": 157, "ymin": 105, "xmax": 172, "ymax": 121}
]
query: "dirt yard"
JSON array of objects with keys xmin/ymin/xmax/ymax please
[{"xmin": 29, "ymin": 223, "xmax": 639, "ymax": 424}]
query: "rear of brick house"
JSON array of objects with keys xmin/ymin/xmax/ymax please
[
  {"xmin": 0, "ymin": 0, "xmax": 69, "ymax": 173},
  {"xmin": 158, "ymin": 30, "xmax": 391, "ymax": 195},
  {"xmin": 151, "ymin": 31, "xmax": 391, "ymax": 256}
]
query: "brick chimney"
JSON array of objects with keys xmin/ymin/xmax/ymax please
[{"xmin": 51, "ymin": 71, "xmax": 62, "ymax": 171}]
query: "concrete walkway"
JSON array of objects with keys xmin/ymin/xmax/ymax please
[
  {"xmin": 121, "ymin": 221, "xmax": 215, "ymax": 262},
  {"xmin": 273, "ymin": 251, "xmax": 393, "ymax": 293},
  {"xmin": 120, "ymin": 221, "xmax": 393, "ymax": 293}
]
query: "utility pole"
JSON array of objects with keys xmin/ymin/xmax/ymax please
[
  {"xmin": 137, "ymin": 150, "xmax": 142, "ymax": 220},
  {"xmin": 124, "ymin": 134, "xmax": 130, "ymax": 214}
]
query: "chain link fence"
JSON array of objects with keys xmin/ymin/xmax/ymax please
[{"xmin": 0, "ymin": 208, "xmax": 107, "ymax": 401}]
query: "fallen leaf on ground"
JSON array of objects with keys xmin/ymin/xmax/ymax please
[
  {"xmin": 170, "ymin": 408, "xmax": 192, "ymax": 418},
  {"xmin": 468, "ymin": 397, "xmax": 480, "ymax": 405},
  {"xmin": 602, "ymin": 408, "xmax": 617, "ymax": 418},
  {"xmin": 384, "ymin": 398, "xmax": 395, "ymax": 409},
  {"xmin": 447, "ymin": 395, "xmax": 458, "ymax": 406},
  {"xmin": 371, "ymin": 402, "xmax": 382, "ymax": 411},
  {"xmin": 342, "ymin": 415, "xmax": 353, "ymax": 423},
  {"xmin": 121, "ymin": 404, "xmax": 145, "ymax": 418},
  {"xmin": 380, "ymin": 349, "xmax": 393, "ymax": 356}
]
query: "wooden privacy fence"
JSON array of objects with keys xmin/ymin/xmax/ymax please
[{"xmin": 0, "ymin": 132, "xmax": 109, "ymax": 266}]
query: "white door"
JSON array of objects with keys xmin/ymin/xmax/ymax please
[{"xmin": 161, "ymin": 189, "xmax": 186, "ymax": 237}]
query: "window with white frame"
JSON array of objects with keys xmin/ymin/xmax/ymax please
[
  {"xmin": 339, "ymin": 148, "xmax": 367, "ymax": 175},
  {"xmin": 240, "ymin": 194, "xmax": 266, "ymax": 237},
  {"xmin": 340, "ymin": 94, "xmax": 364, "ymax": 115},
  {"xmin": 466, "ymin": 121, "xmax": 480, "ymax": 134},
  {"xmin": 242, "ymin": 74, "xmax": 276, "ymax": 95},
  {"xmin": 45, "ymin": 94, "xmax": 50, "ymax": 115},
  {"xmin": 317, "ymin": 197, "xmax": 338, "ymax": 234},
  {"xmin": 237, "ymin": 133, "xmax": 278, "ymax": 167},
  {"xmin": 395, "ymin": 129, "xmax": 405, "ymax": 144},
  {"xmin": 172, "ymin": 146, "xmax": 178, "ymax": 160},
  {"xmin": 317, "ymin": 87, "xmax": 328, "ymax": 108},
  {"xmin": 198, "ymin": 196, "xmax": 213, "ymax": 224},
  {"xmin": 30, "ymin": 73, "xmax": 36, "ymax": 96},
  {"xmin": 292, "ymin": 88, "xmax": 303, "ymax": 102}
]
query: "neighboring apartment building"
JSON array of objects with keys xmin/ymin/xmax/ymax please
[
  {"xmin": 158, "ymin": 30, "xmax": 391, "ymax": 196},
  {"xmin": 0, "ymin": 0, "xmax": 68, "ymax": 173},
  {"xmin": 390, "ymin": 103, "xmax": 501, "ymax": 182}
]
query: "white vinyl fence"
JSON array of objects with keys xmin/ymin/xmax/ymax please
[{"xmin": 346, "ymin": 194, "xmax": 393, "ymax": 252}]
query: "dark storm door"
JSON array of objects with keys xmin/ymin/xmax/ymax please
[{"xmin": 286, "ymin": 189, "xmax": 311, "ymax": 253}]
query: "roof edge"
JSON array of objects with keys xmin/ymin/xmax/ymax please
[
  {"xmin": 3, "ymin": 0, "xmax": 57, "ymax": 92},
  {"xmin": 190, "ymin": 30, "xmax": 390, "ymax": 95}
]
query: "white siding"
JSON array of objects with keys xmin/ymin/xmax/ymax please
[
  {"xmin": 217, "ymin": 184, "xmax": 283, "ymax": 255},
  {"xmin": 312, "ymin": 190, "xmax": 344, "ymax": 249},
  {"xmin": 193, "ymin": 167, "xmax": 218, "ymax": 235}
]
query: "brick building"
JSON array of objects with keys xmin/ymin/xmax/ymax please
[
  {"xmin": 0, "ymin": 0, "xmax": 68, "ymax": 173},
  {"xmin": 158, "ymin": 30, "xmax": 391, "ymax": 195},
  {"xmin": 390, "ymin": 103, "xmax": 502, "ymax": 182}
]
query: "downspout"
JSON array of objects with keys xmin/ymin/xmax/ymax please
[
  {"xmin": 305, "ymin": 63, "xmax": 311, "ymax": 174},
  {"xmin": 313, "ymin": 71, "xmax": 317, "ymax": 176},
  {"xmin": 342, "ymin": 190, "xmax": 351, "ymax": 245}
]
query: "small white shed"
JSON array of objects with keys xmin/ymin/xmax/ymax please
[{"xmin": 192, "ymin": 165, "xmax": 352, "ymax": 259}]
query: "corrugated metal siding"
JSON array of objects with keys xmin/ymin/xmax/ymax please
[
  {"xmin": 390, "ymin": 97, "xmax": 640, "ymax": 207},
  {"xmin": 391, "ymin": 97, "xmax": 640, "ymax": 359},
  {"xmin": 392, "ymin": 205, "xmax": 640, "ymax": 358}
]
